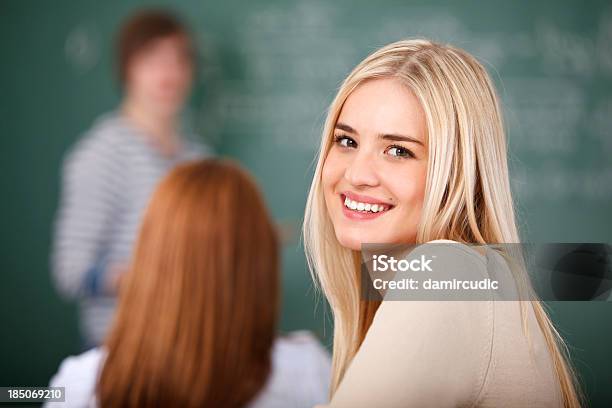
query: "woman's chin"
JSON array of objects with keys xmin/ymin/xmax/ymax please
[
  {"xmin": 335, "ymin": 231, "xmax": 374, "ymax": 251},
  {"xmin": 334, "ymin": 228, "xmax": 417, "ymax": 250}
]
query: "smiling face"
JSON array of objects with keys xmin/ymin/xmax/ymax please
[{"xmin": 322, "ymin": 78, "xmax": 429, "ymax": 250}]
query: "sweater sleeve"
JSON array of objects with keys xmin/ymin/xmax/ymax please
[
  {"xmin": 328, "ymin": 244, "xmax": 495, "ymax": 407},
  {"xmin": 50, "ymin": 131, "xmax": 123, "ymax": 299}
]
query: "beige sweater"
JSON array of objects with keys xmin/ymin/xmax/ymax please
[{"xmin": 328, "ymin": 242, "xmax": 563, "ymax": 408}]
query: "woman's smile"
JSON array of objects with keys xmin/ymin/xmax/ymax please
[{"xmin": 340, "ymin": 191, "xmax": 394, "ymax": 221}]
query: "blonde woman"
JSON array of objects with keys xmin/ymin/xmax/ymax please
[{"xmin": 304, "ymin": 39, "xmax": 582, "ymax": 407}]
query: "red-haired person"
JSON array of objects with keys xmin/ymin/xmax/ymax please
[
  {"xmin": 46, "ymin": 160, "xmax": 331, "ymax": 407},
  {"xmin": 51, "ymin": 9, "xmax": 211, "ymax": 348}
]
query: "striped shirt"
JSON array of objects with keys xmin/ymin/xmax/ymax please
[{"xmin": 51, "ymin": 111, "xmax": 210, "ymax": 345}]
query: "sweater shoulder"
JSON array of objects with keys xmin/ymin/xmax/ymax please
[{"xmin": 45, "ymin": 348, "xmax": 105, "ymax": 407}]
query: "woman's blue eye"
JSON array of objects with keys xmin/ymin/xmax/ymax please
[
  {"xmin": 334, "ymin": 135, "xmax": 357, "ymax": 148},
  {"xmin": 386, "ymin": 145, "xmax": 415, "ymax": 159}
]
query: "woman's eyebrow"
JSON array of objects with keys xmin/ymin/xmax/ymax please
[
  {"xmin": 335, "ymin": 122, "xmax": 356, "ymax": 133},
  {"xmin": 379, "ymin": 133, "xmax": 424, "ymax": 146},
  {"xmin": 335, "ymin": 122, "xmax": 424, "ymax": 146}
]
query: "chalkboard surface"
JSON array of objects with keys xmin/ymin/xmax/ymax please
[{"xmin": 1, "ymin": 0, "xmax": 610, "ymax": 404}]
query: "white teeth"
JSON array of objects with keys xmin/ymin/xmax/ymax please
[{"xmin": 343, "ymin": 196, "xmax": 388, "ymax": 213}]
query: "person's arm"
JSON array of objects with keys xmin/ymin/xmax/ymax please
[
  {"xmin": 51, "ymin": 133, "xmax": 124, "ymax": 299},
  {"xmin": 328, "ymin": 245, "xmax": 495, "ymax": 408}
]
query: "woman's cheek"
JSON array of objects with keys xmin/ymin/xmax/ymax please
[
  {"xmin": 321, "ymin": 161, "xmax": 339, "ymax": 210},
  {"xmin": 401, "ymin": 164, "xmax": 427, "ymax": 199},
  {"xmin": 322, "ymin": 152, "xmax": 344, "ymax": 189}
]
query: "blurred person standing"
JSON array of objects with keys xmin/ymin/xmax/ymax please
[{"xmin": 51, "ymin": 9, "xmax": 210, "ymax": 347}]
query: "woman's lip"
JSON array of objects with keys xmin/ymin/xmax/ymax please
[
  {"xmin": 341, "ymin": 201, "xmax": 390, "ymax": 220},
  {"xmin": 341, "ymin": 191, "xmax": 393, "ymax": 206},
  {"xmin": 339, "ymin": 193, "xmax": 394, "ymax": 221}
]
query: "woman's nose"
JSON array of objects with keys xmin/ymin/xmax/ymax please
[{"xmin": 344, "ymin": 150, "xmax": 379, "ymax": 188}]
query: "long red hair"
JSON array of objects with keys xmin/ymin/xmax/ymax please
[{"xmin": 97, "ymin": 159, "xmax": 279, "ymax": 407}]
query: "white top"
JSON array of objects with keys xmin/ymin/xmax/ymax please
[{"xmin": 44, "ymin": 331, "xmax": 331, "ymax": 408}]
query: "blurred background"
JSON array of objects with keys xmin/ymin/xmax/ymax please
[{"xmin": 1, "ymin": 0, "xmax": 611, "ymax": 405}]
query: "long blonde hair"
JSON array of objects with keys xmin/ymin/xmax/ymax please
[
  {"xmin": 303, "ymin": 39, "xmax": 582, "ymax": 407},
  {"xmin": 98, "ymin": 159, "xmax": 279, "ymax": 407}
]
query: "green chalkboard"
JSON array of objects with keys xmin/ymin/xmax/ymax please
[{"xmin": 1, "ymin": 0, "xmax": 611, "ymax": 405}]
